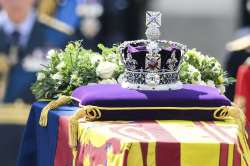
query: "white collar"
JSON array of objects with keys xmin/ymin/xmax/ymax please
[{"xmin": 0, "ymin": 9, "xmax": 36, "ymax": 46}]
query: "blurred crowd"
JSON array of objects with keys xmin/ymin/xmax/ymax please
[
  {"xmin": 225, "ymin": 0, "xmax": 250, "ymax": 100},
  {"xmin": 0, "ymin": 0, "xmax": 147, "ymax": 104}
]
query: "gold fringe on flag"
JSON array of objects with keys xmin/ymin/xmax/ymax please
[{"xmin": 39, "ymin": 95, "xmax": 72, "ymax": 127}]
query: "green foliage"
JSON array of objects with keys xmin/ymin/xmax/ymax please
[
  {"xmin": 31, "ymin": 41, "xmax": 123, "ymax": 99},
  {"xmin": 180, "ymin": 49, "xmax": 235, "ymax": 93}
]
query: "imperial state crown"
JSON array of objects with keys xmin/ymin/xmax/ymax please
[{"xmin": 118, "ymin": 11, "xmax": 187, "ymax": 90}]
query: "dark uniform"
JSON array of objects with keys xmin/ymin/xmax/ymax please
[
  {"xmin": 99, "ymin": 0, "xmax": 147, "ymax": 46},
  {"xmin": 225, "ymin": 49, "xmax": 249, "ymax": 101},
  {"xmin": 225, "ymin": 0, "xmax": 250, "ymax": 100},
  {"xmin": 0, "ymin": 11, "xmax": 74, "ymax": 103}
]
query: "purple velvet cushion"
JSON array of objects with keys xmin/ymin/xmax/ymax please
[
  {"xmin": 72, "ymin": 84, "xmax": 230, "ymax": 107},
  {"xmin": 71, "ymin": 84, "xmax": 231, "ymax": 121}
]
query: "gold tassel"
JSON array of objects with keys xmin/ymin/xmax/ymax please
[
  {"xmin": 213, "ymin": 104, "xmax": 250, "ymax": 165},
  {"xmin": 39, "ymin": 95, "xmax": 72, "ymax": 127},
  {"xmin": 68, "ymin": 106, "xmax": 101, "ymax": 165},
  {"xmin": 72, "ymin": 147, "xmax": 78, "ymax": 166}
]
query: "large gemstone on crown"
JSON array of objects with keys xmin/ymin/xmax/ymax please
[
  {"xmin": 145, "ymin": 73, "xmax": 160, "ymax": 86},
  {"xmin": 148, "ymin": 58, "xmax": 159, "ymax": 70}
]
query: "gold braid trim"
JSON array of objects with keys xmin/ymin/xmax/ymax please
[
  {"xmin": 69, "ymin": 106, "xmax": 101, "ymax": 166},
  {"xmin": 39, "ymin": 96, "xmax": 72, "ymax": 127},
  {"xmin": 37, "ymin": 14, "xmax": 75, "ymax": 35}
]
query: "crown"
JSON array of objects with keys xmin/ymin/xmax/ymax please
[{"xmin": 118, "ymin": 11, "xmax": 188, "ymax": 90}]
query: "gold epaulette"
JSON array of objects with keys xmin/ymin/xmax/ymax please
[
  {"xmin": 37, "ymin": 14, "xmax": 75, "ymax": 36},
  {"xmin": 37, "ymin": 0, "xmax": 57, "ymax": 16},
  {"xmin": 226, "ymin": 35, "xmax": 250, "ymax": 52}
]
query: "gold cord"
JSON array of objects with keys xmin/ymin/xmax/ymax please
[
  {"xmin": 69, "ymin": 106, "xmax": 101, "ymax": 165},
  {"xmin": 39, "ymin": 96, "xmax": 72, "ymax": 127}
]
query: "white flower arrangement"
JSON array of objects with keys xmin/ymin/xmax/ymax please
[
  {"xmin": 32, "ymin": 42, "xmax": 123, "ymax": 99},
  {"xmin": 179, "ymin": 49, "xmax": 234, "ymax": 94},
  {"xmin": 32, "ymin": 42, "xmax": 233, "ymax": 99}
]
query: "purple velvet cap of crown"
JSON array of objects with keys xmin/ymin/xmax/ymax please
[
  {"xmin": 123, "ymin": 43, "xmax": 182, "ymax": 70},
  {"xmin": 71, "ymin": 84, "xmax": 231, "ymax": 107},
  {"xmin": 126, "ymin": 43, "xmax": 179, "ymax": 54}
]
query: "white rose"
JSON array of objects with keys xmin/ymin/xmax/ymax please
[
  {"xmin": 87, "ymin": 82, "xmax": 98, "ymax": 86},
  {"xmin": 191, "ymin": 78, "xmax": 201, "ymax": 84},
  {"xmin": 198, "ymin": 81, "xmax": 207, "ymax": 86},
  {"xmin": 187, "ymin": 64, "xmax": 197, "ymax": 73},
  {"xmin": 56, "ymin": 62, "xmax": 66, "ymax": 71},
  {"xmin": 96, "ymin": 61, "xmax": 117, "ymax": 79},
  {"xmin": 217, "ymin": 85, "xmax": 226, "ymax": 94},
  {"xmin": 90, "ymin": 54, "xmax": 103, "ymax": 64},
  {"xmin": 206, "ymin": 80, "xmax": 215, "ymax": 88},
  {"xmin": 37, "ymin": 72, "xmax": 46, "ymax": 81},
  {"xmin": 71, "ymin": 73, "xmax": 78, "ymax": 80},
  {"xmin": 98, "ymin": 78, "xmax": 117, "ymax": 84},
  {"xmin": 46, "ymin": 49, "xmax": 56, "ymax": 60},
  {"xmin": 192, "ymin": 80, "xmax": 206, "ymax": 85},
  {"xmin": 52, "ymin": 73, "xmax": 63, "ymax": 81}
]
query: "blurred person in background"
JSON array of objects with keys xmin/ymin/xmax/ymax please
[
  {"xmin": 0, "ymin": 0, "xmax": 75, "ymax": 103},
  {"xmin": 99, "ymin": 0, "xmax": 146, "ymax": 45},
  {"xmin": 0, "ymin": 0, "xmax": 75, "ymax": 165},
  {"xmin": 225, "ymin": 0, "xmax": 250, "ymax": 101},
  {"xmin": 39, "ymin": 0, "xmax": 147, "ymax": 50},
  {"xmin": 225, "ymin": 0, "xmax": 250, "ymax": 122}
]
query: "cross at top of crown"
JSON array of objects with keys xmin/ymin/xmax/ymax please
[
  {"xmin": 146, "ymin": 11, "xmax": 162, "ymax": 28},
  {"xmin": 145, "ymin": 11, "xmax": 162, "ymax": 40}
]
